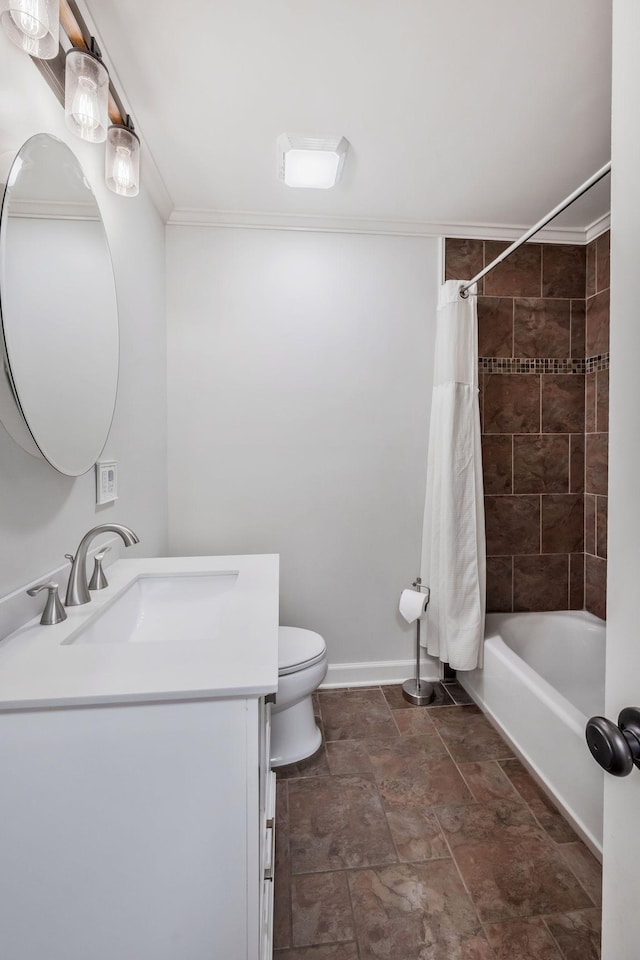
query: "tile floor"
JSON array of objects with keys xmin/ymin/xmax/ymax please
[{"xmin": 273, "ymin": 682, "xmax": 601, "ymax": 960}]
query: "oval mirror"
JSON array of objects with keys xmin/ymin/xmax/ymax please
[{"xmin": 0, "ymin": 133, "xmax": 119, "ymax": 476}]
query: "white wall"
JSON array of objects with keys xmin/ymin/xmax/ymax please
[
  {"xmin": 167, "ymin": 226, "xmax": 439, "ymax": 677},
  {"xmin": 601, "ymin": 1, "xmax": 640, "ymax": 955},
  {"xmin": 0, "ymin": 39, "xmax": 168, "ymax": 603}
]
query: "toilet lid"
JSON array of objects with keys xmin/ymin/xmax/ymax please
[{"xmin": 278, "ymin": 626, "xmax": 326, "ymax": 676}]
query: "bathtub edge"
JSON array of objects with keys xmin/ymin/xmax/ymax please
[{"xmin": 458, "ymin": 668, "xmax": 603, "ymax": 861}]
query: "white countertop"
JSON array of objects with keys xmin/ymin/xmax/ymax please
[{"xmin": 0, "ymin": 554, "xmax": 279, "ymax": 711}]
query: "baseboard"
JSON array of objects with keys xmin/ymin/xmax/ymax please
[{"xmin": 321, "ymin": 657, "xmax": 440, "ymax": 689}]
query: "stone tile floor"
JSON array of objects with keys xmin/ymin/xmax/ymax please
[{"xmin": 273, "ymin": 682, "xmax": 601, "ymax": 960}]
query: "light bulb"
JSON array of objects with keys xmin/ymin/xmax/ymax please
[
  {"xmin": 112, "ymin": 145, "xmax": 133, "ymax": 194},
  {"xmin": 9, "ymin": 0, "xmax": 48, "ymax": 39},
  {"xmin": 1, "ymin": 0, "xmax": 58, "ymax": 58},
  {"xmin": 65, "ymin": 47, "xmax": 108, "ymax": 142},
  {"xmin": 106, "ymin": 123, "xmax": 140, "ymax": 197},
  {"xmin": 71, "ymin": 75, "xmax": 100, "ymax": 135}
]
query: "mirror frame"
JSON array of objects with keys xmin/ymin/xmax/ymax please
[{"xmin": 0, "ymin": 134, "xmax": 119, "ymax": 476}]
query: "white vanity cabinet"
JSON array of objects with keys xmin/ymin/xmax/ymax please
[
  {"xmin": 0, "ymin": 692, "xmax": 276, "ymax": 960},
  {"xmin": 0, "ymin": 554, "xmax": 280, "ymax": 960}
]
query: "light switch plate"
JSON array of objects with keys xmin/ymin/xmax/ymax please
[{"xmin": 96, "ymin": 460, "xmax": 118, "ymax": 504}]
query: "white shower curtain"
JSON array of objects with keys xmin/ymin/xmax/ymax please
[{"xmin": 420, "ymin": 279, "xmax": 485, "ymax": 671}]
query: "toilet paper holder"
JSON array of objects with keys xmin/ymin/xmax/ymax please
[
  {"xmin": 412, "ymin": 577, "xmax": 430, "ymax": 599},
  {"xmin": 402, "ymin": 576, "xmax": 434, "ymax": 706}
]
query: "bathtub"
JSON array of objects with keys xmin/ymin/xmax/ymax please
[{"xmin": 458, "ymin": 610, "xmax": 605, "ymax": 856}]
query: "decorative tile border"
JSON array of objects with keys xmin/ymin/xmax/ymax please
[
  {"xmin": 479, "ymin": 354, "xmax": 609, "ymax": 374},
  {"xmin": 585, "ymin": 354, "xmax": 609, "ymax": 373}
]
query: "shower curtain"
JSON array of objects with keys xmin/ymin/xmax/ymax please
[{"xmin": 420, "ymin": 279, "xmax": 485, "ymax": 671}]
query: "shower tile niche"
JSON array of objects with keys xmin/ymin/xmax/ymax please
[{"xmin": 445, "ymin": 234, "xmax": 610, "ymax": 618}]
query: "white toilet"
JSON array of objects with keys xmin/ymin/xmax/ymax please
[{"xmin": 270, "ymin": 626, "xmax": 328, "ymax": 767}]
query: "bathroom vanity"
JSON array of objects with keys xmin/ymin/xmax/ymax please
[{"xmin": 0, "ymin": 554, "xmax": 279, "ymax": 960}]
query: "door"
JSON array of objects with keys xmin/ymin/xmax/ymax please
[{"xmin": 600, "ymin": 3, "xmax": 640, "ymax": 956}]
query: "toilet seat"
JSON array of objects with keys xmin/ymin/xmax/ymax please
[{"xmin": 278, "ymin": 626, "xmax": 326, "ymax": 677}]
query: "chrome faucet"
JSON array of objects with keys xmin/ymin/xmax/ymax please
[{"xmin": 65, "ymin": 524, "xmax": 140, "ymax": 606}]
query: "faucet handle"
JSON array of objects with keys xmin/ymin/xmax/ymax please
[
  {"xmin": 89, "ymin": 546, "xmax": 111, "ymax": 591},
  {"xmin": 26, "ymin": 581, "xmax": 67, "ymax": 626}
]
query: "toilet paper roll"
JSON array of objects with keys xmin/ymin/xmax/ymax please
[{"xmin": 399, "ymin": 588, "xmax": 429, "ymax": 624}]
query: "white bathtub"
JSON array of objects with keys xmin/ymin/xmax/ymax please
[{"xmin": 458, "ymin": 610, "xmax": 605, "ymax": 856}]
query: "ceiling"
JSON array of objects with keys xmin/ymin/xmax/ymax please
[{"xmin": 82, "ymin": 0, "xmax": 612, "ymax": 237}]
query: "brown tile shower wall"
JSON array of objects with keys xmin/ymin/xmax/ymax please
[
  {"xmin": 444, "ymin": 235, "xmax": 609, "ymax": 617},
  {"xmin": 584, "ymin": 232, "xmax": 609, "ymax": 619}
]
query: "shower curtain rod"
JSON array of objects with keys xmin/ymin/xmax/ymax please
[{"xmin": 459, "ymin": 160, "xmax": 611, "ymax": 299}]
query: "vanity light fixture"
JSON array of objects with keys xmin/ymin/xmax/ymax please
[
  {"xmin": 2, "ymin": 0, "xmax": 142, "ymax": 197},
  {"xmin": 105, "ymin": 116, "xmax": 139, "ymax": 197},
  {"xmin": 0, "ymin": 0, "xmax": 59, "ymax": 59},
  {"xmin": 64, "ymin": 36, "xmax": 109, "ymax": 143},
  {"xmin": 277, "ymin": 134, "xmax": 349, "ymax": 189}
]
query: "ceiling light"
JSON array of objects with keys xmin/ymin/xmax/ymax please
[
  {"xmin": 105, "ymin": 117, "xmax": 140, "ymax": 197},
  {"xmin": 0, "ymin": 0, "xmax": 59, "ymax": 59},
  {"xmin": 65, "ymin": 38, "xmax": 109, "ymax": 143},
  {"xmin": 277, "ymin": 134, "xmax": 349, "ymax": 189}
]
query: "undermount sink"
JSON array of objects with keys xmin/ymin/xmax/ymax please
[{"xmin": 64, "ymin": 572, "xmax": 239, "ymax": 645}]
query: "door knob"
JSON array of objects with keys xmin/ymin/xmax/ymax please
[{"xmin": 585, "ymin": 707, "xmax": 640, "ymax": 776}]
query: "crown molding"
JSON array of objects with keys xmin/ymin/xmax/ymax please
[
  {"xmin": 167, "ymin": 206, "xmax": 607, "ymax": 243},
  {"xmin": 584, "ymin": 211, "xmax": 611, "ymax": 243},
  {"xmin": 77, "ymin": 0, "xmax": 174, "ymax": 222},
  {"xmin": 76, "ymin": 2, "xmax": 611, "ymax": 240},
  {"xmin": 134, "ymin": 145, "xmax": 173, "ymax": 223}
]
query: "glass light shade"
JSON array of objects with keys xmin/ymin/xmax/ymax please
[
  {"xmin": 277, "ymin": 134, "xmax": 349, "ymax": 189},
  {"xmin": 65, "ymin": 48, "xmax": 109, "ymax": 143},
  {"xmin": 0, "ymin": 0, "xmax": 59, "ymax": 59},
  {"xmin": 105, "ymin": 124, "xmax": 140, "ymax": 197},
  {"xmin": 284, "ymin": 149, "xmax": 341, "ymax": 189}
]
